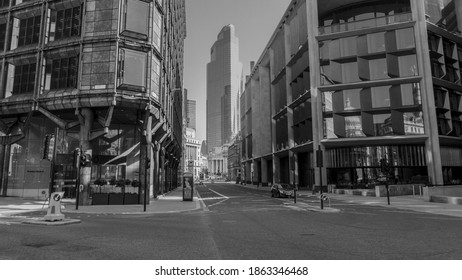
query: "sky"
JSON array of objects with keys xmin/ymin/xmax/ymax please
[{"xmin": 183, "ymin": 0, "xmax": 292, "ymax": 142}]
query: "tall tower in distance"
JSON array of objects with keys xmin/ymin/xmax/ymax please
[{"xmin": 206, "ymin": 24, "xmax": 242, "ymax": 153}]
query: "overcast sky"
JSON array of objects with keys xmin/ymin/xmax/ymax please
[{"xmin": 183, "ymin": 0, "xmax": 291, "ymax": 142}]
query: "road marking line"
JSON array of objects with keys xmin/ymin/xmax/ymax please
[{"xmin": 206, "ymin": 188, "xmax": 229, "ymax": 207}]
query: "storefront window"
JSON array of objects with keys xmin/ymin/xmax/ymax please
[{"xmin": 117, "ymin": 48, "xmax": 147, "ymax": 92}]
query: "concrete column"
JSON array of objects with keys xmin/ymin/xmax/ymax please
[
  {"xmin": 153, "ymin": 145, "xmax": 160, "ymax": 198},
  {"xmin": 0, "ymin": 144, "xmax": 8, "ymax": 196},
  {"xmin": 411, "ymin": 0, "xmax": 444, "ymax": 185},
  {"xmin": 273, "ymin": 155, "xmax": 281, "ymax": 184},
  {"xmin": 261, "ymin": 158, "xmax": 268, "ymax": 186},
  {"xmin": 252, "ymin": 159, "xmax": 258, "ymax": 185},
  {"xmin": 306, "ymin": 0, "xmax": 326, "ymax": 188},
  {"xmin": 79, "ymin": 108, "xmax": 93, "ymax": 205}
]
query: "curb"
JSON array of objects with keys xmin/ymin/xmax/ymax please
[{"xmin": 21, "ymin": 218, "xmax": 81, "ymax": 226}]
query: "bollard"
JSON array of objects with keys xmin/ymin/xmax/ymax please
[{"xmin": 44, "ymin": 192, "xmax": 65, "ymax": 221}]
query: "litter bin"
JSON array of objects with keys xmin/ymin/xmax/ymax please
[{"xmin": 183, "ymin": 172, "xmax": 194, "ymax": 201}]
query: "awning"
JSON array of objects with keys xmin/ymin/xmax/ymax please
[{"xmin": 103, "ymin": 143, "xmax": 140, "ymax": 166}]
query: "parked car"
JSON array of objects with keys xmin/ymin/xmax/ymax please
[{"xmin": 271, "ymin": 183, "xmax": 294, "ymax": 198}]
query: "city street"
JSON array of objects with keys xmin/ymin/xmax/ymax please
[{"xmin": 0, "ymin": 182, "xmax": 461, "ymax": 259}]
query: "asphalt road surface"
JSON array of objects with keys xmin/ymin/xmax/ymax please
[{"xmin": 0, "ymin": 182, "xmax": 461, "ymax": 259}]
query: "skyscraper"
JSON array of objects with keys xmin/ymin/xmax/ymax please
[
  {"xmin": 206, "ymin": 24, "xmax": 243, "ymax": 153},
  {"xmin": 187, "ymin": 99, "xmax": 197, "ymax": 130}
]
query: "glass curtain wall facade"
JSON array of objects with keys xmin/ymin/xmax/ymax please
[
  {"xmin": 0, "ymin": 0, "xmax": 186, "ymax": 202},
  {"xmin": 206, "ymin": 25, "xmax": 243, "ymax": 153},
  {"xmin": 240, "ymin": 0, "xmax": 462, "ymax": 190}
]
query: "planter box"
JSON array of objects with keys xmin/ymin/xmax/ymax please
[
  {"xmin": 92, "ymin": 193, "xmax": 109, "ymax": 205},
  {"xmin": 108, "ymin": 193, "xmax": 124, "ymax": 205},
  {"xmin": 124, "ymin": 193, "xmax": 139, "ymax": 204}
]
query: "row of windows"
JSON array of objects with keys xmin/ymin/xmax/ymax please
[
  {"xmin": 0, "ymin": 0, "xmax": 163, "ymax": 51},
  {"xmin": 324, "ymin": 111, "xmax": 424, "ymax": 139},
  {"xmin": 4, "ymin": 46, "xmax": 160, "ymax": 96},
  {"xmin": 320, "ymin": 28, "xmax": 418, "ymax": 85},
  {"xmin": 323, "ymin": 83, "xmax": 422, "ymax": 113},
  {"xmin": 4, "ymin": 56, "xmax": 78, "ymax": 95},
  {"xmin": 0, "ymin": 6, "xmax": 82, "ymax": 51},
  {"xmin": 319, "ymin": 0, "xmax": 412, "ymax": 34}
]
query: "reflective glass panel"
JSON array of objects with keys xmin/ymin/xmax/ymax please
[
  {"xmin": 401, "ymin": 83, "xmax": 421, "ymax": 106},
  {"xmin": 404, "ymin": 112, "xmax": 424, "ymax": 135},
  {"xmin": 118, "ymin": 48, "xmax": 147, "ymax": 91},
  {"xmin": 124, "ymin": 0, "xmax": 149, "ymax": 37},
  {"xmin": 367, "ymin": 32, "xmax": 386, "ymax": 53},
  {"xmin": 324, "ymin": 117, "xmax": 337, "ymax": 139},
  {"xmin": 398, "ymin": 54, "xmax": 418, "ymax": 77},
  {"xmin": 396, "ymin": 28, "xmax": 415, "ymax": 49},
  {"xmin": 323, "ymin": 91, "xmax": 333, "ymax": 112},
  {"xmin": 371, "ymin": 86, "xmax": 391, "ymax": 108},
  {"xmin": 373, "ymin": 114, "xmax": 392, "ymax": 136},
  {"xmin": 345, "ymin": 116, "xmax": 366, "ymax": 138},
  {"xmin": 342, "ymin": 62, "xmax": 360, "ymax": 83},
  {"xmin": 343, "ymin": 89, "xmax": 361, "ymax": 110},
  {"xmin": 369, "ymin": 58, "xmax": 388, "ymax": 80}
]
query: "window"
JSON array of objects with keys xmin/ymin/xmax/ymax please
[
  {"xmin": 11, "ymin": 62, "xmax": 36, "ymax": 94},
  {"xmin": 44, "ymin": 56, "xmax": 79, "ymax": 90},
  {"xmin": 401, "ymin": 83, "xmax": 421, "ymax": 106},
  {"xmin": 395, "ymin": 28, "xmax": 415, "ymax": 50},
  {"xmin": 404, "ymin": 112, "xmax": 424, "ymax": 135},
  {"xmin": 369, "ymin": 58, "xmax": 388, "ymax": 80},
  {"xmin": 117, "ymin": 48, "xmax": 147, "ymax": 92},
  {"xmin": 373, "ymin": 114, "xmax": 392, "ymax": 136},
  {"xmin": 0, "ymin": 23, "xmax": 6, "ymax": 51},
  {"xmin": 49, "ymin": 6, "xmax": 82, "ymax": 42},
  {"xmin": 343, "ymin": 89, "xmax": 361, "ymax": 110},
  {"xmin": 0, "ymin": 0, "xmax": 8, "ymax": 8},
  {"xmin": 121, "ymin": 0, "xmax": 149, "ymax": 40},
  {"xmin": 153, "ymin": 6, "xmax": 162, "ymax": 50},
  {"xmin": 151, "ymin": 56, "xmax": 161, "ymax": 99},
  {"xmin": 371, "ymin": 86, "xmax": 391, "ymax": 108},
  {"xmin": 17, "ymin": 15, "xmax": 41, "ymax": 47}
]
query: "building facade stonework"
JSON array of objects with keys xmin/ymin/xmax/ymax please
[{"xmin": 0, "ymin": 0, "xmax": 186, "ymax": 204}]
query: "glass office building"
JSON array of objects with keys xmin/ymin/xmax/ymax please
[
  {"xmin": 0, "ymin": 0, "xmax": 186, "ymax": 204},
  {"xmin": 241, "ymin": 0, "xmax": 462, "ymax": 189}
]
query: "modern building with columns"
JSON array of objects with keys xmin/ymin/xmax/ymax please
[
  {"xmin": 0, "ymin": 0, "xmax": 186, "ymax": 205},
  {"xmin": 241, "ymin": 0, "xmax": 462, "ymax": 190}
]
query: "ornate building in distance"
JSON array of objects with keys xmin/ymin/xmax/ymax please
[
  {"xmin": 241, "ymin": 0, "xmax": 462, "ymax": 189},
  {"xmin": 0, "ymin": 0, "xmax": 186, "ymax": 205}
]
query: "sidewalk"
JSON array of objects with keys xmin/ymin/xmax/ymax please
[
  {"xmin": 0, "ymin": 187, "xmax": 202, "ymax": 217},
  {"xmin": 234, "ymin": 182, "xmax": 462, "ymax": 218},
  {"xmin": 2, "ymin": 184, "xmax": 462, "ymax": 219}
]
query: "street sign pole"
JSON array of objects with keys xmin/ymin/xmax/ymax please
[
  {"xmin": 74, "ymin": 148, "xmax": 81, "ymax": 210},
  {"xmin": 317, "ymin": 145, "xmax": 323, "ymax": 210}
]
